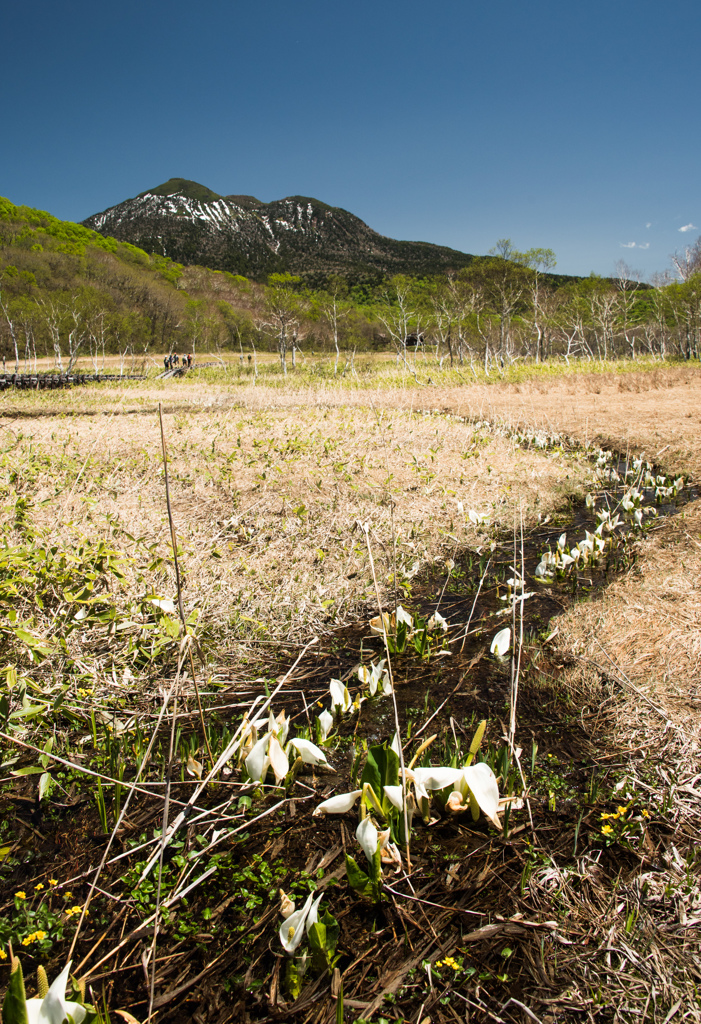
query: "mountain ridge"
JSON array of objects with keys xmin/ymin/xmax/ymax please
[{"xmin": 82, "ymin": 179, "xmax": 476, "ymax": 282}]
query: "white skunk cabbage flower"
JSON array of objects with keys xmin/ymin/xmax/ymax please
[
  {"xmin": 317, "ymin": 709, "xmax": 334, "ymax": 741},
  {"xmin": 356, "ymin": 815, "xmax": 379, "ymax": 863},
  {"xmin": 395, "ymin": 605, "xmax": 414, "ymax": 628},
  {"xmin": 329, "ymin": 678, "xmax": 352, "ymax": 713},
  {"xmin": 147, "ymin": 596, "xmax": 176, "ymax": 615},
  {"xmin": 279, "ymin": 889, "xmax": 296, "ymax": 919},
  {"xmin": 370, "ymin": 611, "xmax": 392, "ymax": 636},
  {"xmin": 289, "ymin": 737, "xmax": 333, "ymax": 769},
  {"xmin": 25, "ymin": 962, "xmax": 86, "ymax": 1024},
  {"xmin": 358, "ymin": 659, "xmax": 390, "ymax": 696},
  {"xmin": 313, "ymin": 789, "xmax": 362, "ymax": 816},
  {"xmin": 447, "ymin": 763, "xmax": 502, "ymax": 828},
  {"xmin": 279, "ymin": 890, "xmax": 324, "ymax": 953},
  {"xmin": 245, "ymin": 732, "xmax": 271, "ymax": 783},
  {"xmin": 490, "ymin": 627, "xmax": 511, "ymax": 658},
  {"xmin": 428, "ymin": 611, "xmax": 448, "ymax": 632},
  {"xmin": 410, "ymin": 766, "xmax": 463, "ymax": 801},
  {"xmin": 633, "ymin": 509, "xmax": 643, "ymax": 527},
  {"xmin": 269, "ymin": 709, "xmax": 289, "ymax": 746},
  {"xmin": 468, "ymin": 509, "xmax": 490, "ymax": 526},
  {"xmin": 268, "ymin": 733, "xmax": 290, "ymax": 783},
  {"xmin": 383, "ymin": 784, "xmax": 404, "ymax": 810}
]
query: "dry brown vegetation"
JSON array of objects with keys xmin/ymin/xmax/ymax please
[{"xmin": 1, "ymin": 360, "xmax": 700, "ymax": 1024}]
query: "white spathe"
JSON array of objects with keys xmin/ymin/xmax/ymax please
[
  {"xmin": 329, "ymin": 678, "xmax": 352, "ymax": 713},
  {"xmin": 279, "ymin": 891, "xmax": 315, "ymax": 953},
  {"xmin": 448, "ymin": 763, "xmax": 502, "ymax": 828},
  {"xmin": 490, "ymin": 627, "xmax": 511, "ymax": 658},
  {"xmin": 313, "ymin": 790, "xmax": 362, "ymax": 816},
  {"xmin": 410, "ymin": 766, "xmax": 463, "ymax": 800},
  {"xmin": 25, "ymin": 962, "xmax": 86, "ymax": 1024},
  {"xmin": 289, "ymin": 737, "xmax": 332, "ymax": 768},
  {"xmin": 318, "ymin": 709, "xmax": 334, "ymax": 741},
  {"xmin": 268, "ymin": 733, "xmax": 289, "ymax": 783},
  {"xmin": 245, "ymin": 732, "xmax": 271, "ymax": 783},
  {"xmin": 462, "ymin": 763, "xmax": 501, "ymax": 827},
  {"xmin": 356, "ymin": 815, "xmax": 379, "ymax": 863},
  {"xmin": 383, "ymin": 784, "xmax": 404, "ymax": 810}
]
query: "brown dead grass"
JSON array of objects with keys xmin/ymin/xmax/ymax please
[
  {"xmin": 0, "ymin": 383, "xmax": 596, "ymax": 642},
  {"xmin": 3, "ymin": 364, "xmax": 701, "ymax": 1021}
]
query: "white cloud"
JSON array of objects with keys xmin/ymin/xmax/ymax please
[
  {"xmin": 645, "ymin": 222, "xmax": 651, "ymax": 228},
  {"xmin": 679, "ymin": 223, "xmax": 697, "ymax": 232},
  {"xmin": 620, "ymin": 241, "xmax": 636, "ymax": 248},
  {"xmin": 639, "ymin": 242, "xmax": 650, "ymax": 250},
  {"xmin": 620, "ymin": 241, "xmax": 650, "ymax": 250}
]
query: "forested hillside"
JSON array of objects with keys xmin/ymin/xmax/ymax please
[{"xmin": 1, "ymin": 196, "xmax": 700, "ymax": 373}]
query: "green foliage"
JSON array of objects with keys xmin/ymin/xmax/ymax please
[{"xmin": 2, "ymin": 958, "xmax": 29, "ymax": 1024}]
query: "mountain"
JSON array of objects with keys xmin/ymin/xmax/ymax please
[{"xmin": 82, "ymin": 178, "xmax": 476, "ymax": 282}]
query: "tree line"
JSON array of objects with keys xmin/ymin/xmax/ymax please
[{"xmin": 1, "ymin": 197, "xmax": 700, "ymax": 374}]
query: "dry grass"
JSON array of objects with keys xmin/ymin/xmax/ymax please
[
  {"xmin": 2, "ymin": 362, "xmax": 701, "ymax": 1022},
  {"xmin": 0, "ymin": 380, "xmax": 596, "ymax": 642}
]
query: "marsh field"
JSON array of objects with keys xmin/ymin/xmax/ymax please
[{"xmin": 1, "ymin": 357, "xmax": 701, "ymax": 1024}]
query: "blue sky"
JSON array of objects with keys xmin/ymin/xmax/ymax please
[{"xmin": 3, "ymin": 0, "xmax": 699, "ymax": 279}]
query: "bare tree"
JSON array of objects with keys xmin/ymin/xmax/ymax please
[
  {"xmin": 258, "ymin": 275, "xmax": 304, "ymax": 376},
  {"xmin": 316, "ymin": 276, "xmax": 350, "ymax": 373},
  {"xmin": 670, "ymin": 236, "xmax": 701, "ymax": 281},
  {"xmin": 0, "ymin": 290, "xmax": 20, "ymax": 372}
]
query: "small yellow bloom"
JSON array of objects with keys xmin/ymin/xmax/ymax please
[
  {"xmin": 642, "ymin": 809, "xmax": 650, "ymax": 818},
  {"xmin": 0, "ymin": 949, "xmax": 7, "ymax": 960},
  {"xmin": 49, "ymin": 878, "xmax": 58, "ymax": 886},
  {"xmin": 601, "ymin": 825, "xmax": 614, "ymax": 835},
  {"xmin": 62, "ymin": 891, "xmax": 72, "ymax": 900},
  {"xmin": 15, "ymin": 891, "xmax": 27, "ymax": 900},
  {"xmin": 34, "ymin": 883, "xmax": 44, "ymax": 891},
  {"xmin": 22, "ymin": 937, "xmax": 32, "ymax": 946},
  {"xmin": 34, "ymin": 931, "xmax": 46, "ymax": 941},
  {"xmin": 70, "ymin": 905, "xmax": 83, "ymax": 916}
]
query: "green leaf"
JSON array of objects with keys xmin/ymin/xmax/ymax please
[
  {"xmin": 39, "ymin": 772, "xmax": 54, "ymax": 801},
  {"xmin": 284, "ymin": 959, "xmax": 302, "ymax": 1000},
  {"xmin": 345, "ymin": 853, "xmax": 371, "ymax": 896},
  {"xmin": 320, "ymin": 909, "xmax": 339, "ymax": 957},
  {"xmin": 2, "ymin": 958, "xmax": 29, "ymax": 1024},
  {"xmin": 360, "ymin": 747, "xmax": 382, "ymax": 798}
]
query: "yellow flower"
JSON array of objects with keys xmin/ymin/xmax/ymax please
[
  {"xmin": 22, "ymin": 937, "xmax": 32, "ymax": 946},
  {"xmin": 0, "ymin": 949, "xmax": 7, "ymax": 960},
  {"xmin": 34, "ymin": 931, "xmax": 46, "ymax": 941},
  {"xmin": 642, "ymin": 809, "xmax": 650, "ymax": 818},
  {"xmin": 62, "ymin": 891, "xmax": 72, "ymax": 900},
  {"xmin": 15, "ymin": 891, "xmax": 27, "ymax": 900},
  {"xmin": 601, "ymin": 825, "xmax": 614, "ymax": 835},
  {"xmin": 70, "ymin": 905, "xmax": 82, "ymax": 916},
  {"xmin": 35, "ymin": 883, "xmax": 44, "ymax": 891},
  {"xmin": 49, "ymin": 878, "xmax": 58, "ymax": 886}
]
